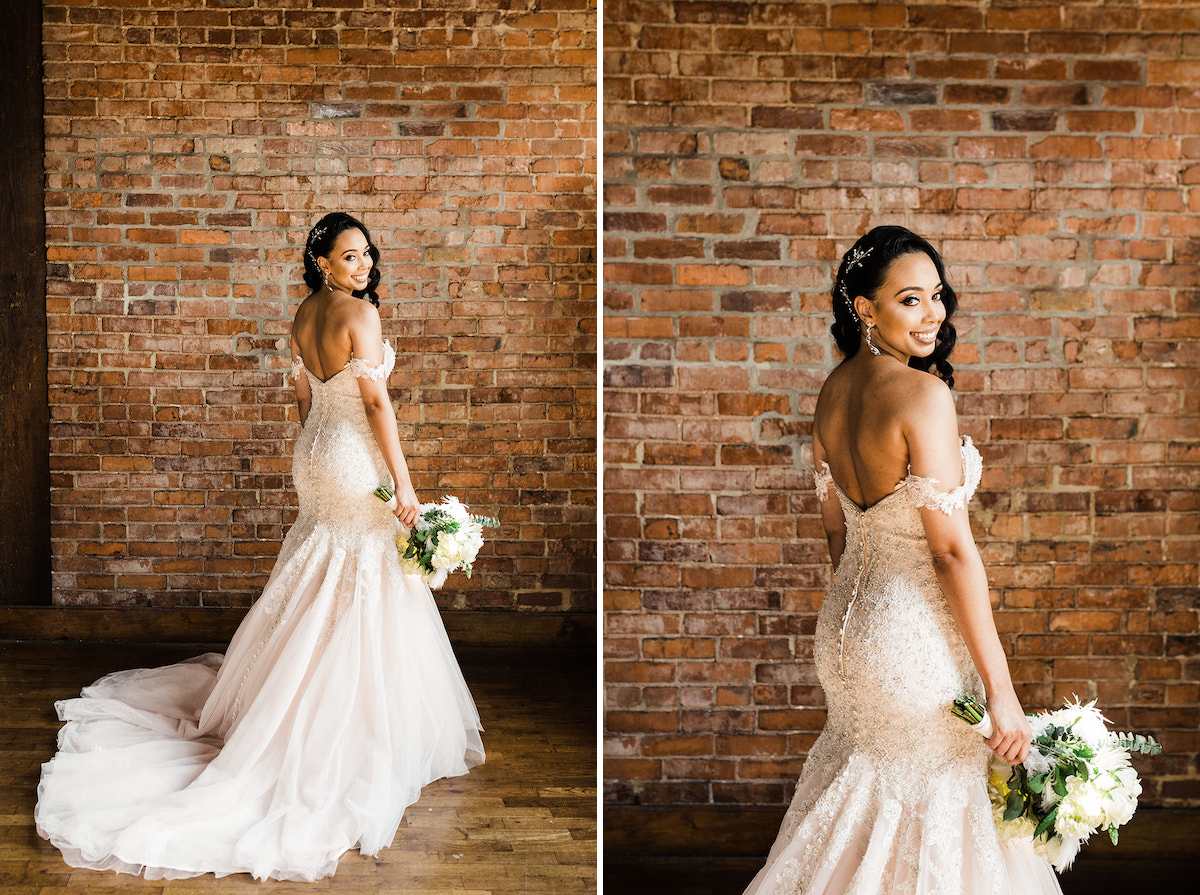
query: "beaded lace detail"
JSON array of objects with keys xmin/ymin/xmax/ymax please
[
  {"xmin": 346, "ymin": 341, "xmax": 395, "ymax": 382},
  {"xmin": 742, "ymin": 438, "xmax": 1049, "ymax": 895},
  {"xmin": 290, "ymin": 340, "xmax": 396, "ymax": 384},
  {"xmin": 812, "ymin": 463, "xmax": 834, "ymax": 503},
  {"xmin": 902, "ymin": 436, "xmax": 983, "ymax": 517}
]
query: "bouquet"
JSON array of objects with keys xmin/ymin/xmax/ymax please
[
  {"xmin": 952, "ymin": 693, "xmax": 1161, "ymax": 872},
  {"xmin": 374, "ymin": 488, "xmax": 499, "ymax": 589}
]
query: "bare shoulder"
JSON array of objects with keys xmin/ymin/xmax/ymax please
[
  {"xmin": 290, "ymin": 293, "xmax": 319, "ymax": 337},
  {"xmin": 894, "ymin": 369, "xmax": 960, "ymax": 448}
]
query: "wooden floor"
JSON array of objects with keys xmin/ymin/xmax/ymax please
[{"xmin": 0, "ymin": 641, "xmax": 596, "ymax": 894}]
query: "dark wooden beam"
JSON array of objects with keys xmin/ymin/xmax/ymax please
[
  {"xmin": 0, "ymin": 0, "xmax": 50, "ymax": 604},
  {"xmin": 604, "ymin": 805, "xmax": 1200, "ymax": 894},
  {"xmin": 0, "ymin": 606, "xmax": 595, "ymax": 650}
]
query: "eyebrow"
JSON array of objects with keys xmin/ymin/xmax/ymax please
[{"xmin": 893, "ymin": 282, "xmax": 943, "ymax": 297}]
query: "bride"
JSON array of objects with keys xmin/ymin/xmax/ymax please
[
  {"xmin": 35, "ymin": 212, "xmax": 485, "ymax": 882},
  {"xmin": 742, "ymin": 227, "xmax": 1061, "ymax": 894}
]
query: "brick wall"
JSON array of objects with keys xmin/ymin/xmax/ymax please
[
  {"xmin": 43, "ymin": 0, "xmax": 596, "ymax": 612},
  {"xmin": 604, "ymin": 1, "xmax": 1199, "ymax": 810}
]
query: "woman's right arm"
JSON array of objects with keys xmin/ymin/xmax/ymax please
[
  {"xmin": 346, "ymin": 307, "xmax": 421, "ymax": 528},
  {"xmin": 905, "ymin": 380, "xmax": 1032, "ymax": 765},
  {"xmin": 811, "ymin": 430, "xmax": 847, "ymax": 568}
]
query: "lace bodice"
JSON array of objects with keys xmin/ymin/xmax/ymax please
[{"xmin": 287, "ymin": 341, "xmax": 398, "ymax": 544}]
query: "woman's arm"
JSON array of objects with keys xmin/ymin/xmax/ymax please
[
  {"xmin": 290, "ymin": 344, "xmax": 312, "ymax": 425},
  {"xmin": 905, "ymin": 381, "xmax": 1032, "ymax": 765},
  {"xmin": 812, "ymin": 430, "xmax": 847, "ymax": 569},
  {"xmin": 347, "ymin": 307, "xmax": 421, "ymax": 528}
]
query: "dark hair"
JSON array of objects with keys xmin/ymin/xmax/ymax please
[
  {"xmin": 831, "ymin": 225, "xmax": 957, "ymax": 387},
  {"xmin": 303, "ymin": 212, "xmax": 382, "ymax": 308}
]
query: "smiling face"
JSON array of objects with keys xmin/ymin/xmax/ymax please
[
  {"xmin": 317, "ymin": 227, "xmax": 373, "ymax": 295},
  {"xmin": 853, "ymin": 251, "xmax": 946, "ymax": 363}
]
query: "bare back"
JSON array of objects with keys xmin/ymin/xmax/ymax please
[
  {"xmin": 291, "ymin": 292, "xmax": 375, "ymax": 382},
  {"xmin": 813, "ymin": 356, "xmax": 952, "ymax": 509}
]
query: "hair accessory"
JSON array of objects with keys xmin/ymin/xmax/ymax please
[
  {"xmin": 864, "ymin": 323, "xmax": 881, "ymax": 356},
  {"xmin": 836, "ymin": 281, "xmax": 858, "ymax": 319},
  {"xmin": 846, "ymin": 245, "xmax": 873, "ymax": 272}
]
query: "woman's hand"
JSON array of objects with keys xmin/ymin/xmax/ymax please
[
  {"xmin": 984, "ymin": 689, "xmax": 1032, "ymax": 765},
  {"xmin": 393, "ymin": 480, "xmax": 421, "ymax": 528}
]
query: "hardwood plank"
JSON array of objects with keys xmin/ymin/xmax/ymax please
[{"xmin": 0, "ymin": 642, "xmax": 597, "ymax": 893}]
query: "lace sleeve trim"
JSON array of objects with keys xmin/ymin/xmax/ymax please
[
  {"xmin": 345, "ymin": 340, "xmax": 396, "ymax": 382},
  {"xmin": 811, "ymin": 461, "xmax": 835, "ymax": 503},
  {"xmin": 290, "ymin": 355, "xmax": 305, "ymax": 382},
  {"xmin": 901, "ymin": 436, "xmax": 983, "ymax": 516}
]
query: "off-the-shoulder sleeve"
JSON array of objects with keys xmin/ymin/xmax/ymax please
[
  {"xmin": 811, "ymin": 461, "xmax": 835, "ymax": 503},
  {"xmin": 345, "ymin": 340, "xmax": 396, "ymax": 382},
  {"xmin": 902, "ymin": 436, "xmax": 983, "ymax": 516},
  {"xmin": 290, "ymin": 354, "xmax": 306, "ymax": 382}
]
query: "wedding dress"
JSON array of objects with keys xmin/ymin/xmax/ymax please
[
  {"xmin": 35, "ymin": 341, "xmax": 485, "ymax": 882},
  {"xmin": 743, "ymin": 437, "xmax": 1062, "ymax": 895}
]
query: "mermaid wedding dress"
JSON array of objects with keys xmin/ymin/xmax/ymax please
[
  {"xmin": 35, "ymin": 341, "xmax": 485, "ymax": 882},
  {"xmin": 743, "ymin": 438, "xmax": 1062, "ymax": 895}
]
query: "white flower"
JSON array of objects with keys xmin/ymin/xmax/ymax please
[
  {"xmin": 441, "ymin": 495, "xmax": 470, "ymax": 524},
  {"xmin": 995, "ymin": 812, "xmax": 1037, "ymax": 842},
  {"xmin": 1098, "ymin": 766, "xmax": 1140, "ymax": 827},
  {"xmin": 438, "ymin": 529, "xmax": 464, "ymax": 557},
  {"xmin": 1043, "ymin": 834, "xmax": 1082, "ymax": 872},
  {"xmin": 1065, "ymin": 699, "xmax": 1111, "ymax": 744},
  {"xmin": 432, "ymin": 538, "xmax": 460, "ymax": 571},
  {"xmin": 1023, "ymin": 744, "xmax": 1052, "ymax": 776},
  {"xmin": 1091, "ymin": 743, "xmax": 1133, "ymax": 774},
  {"xmin": 1056, "ymin": 777, "xmax": 1106, "ymax": 837}
]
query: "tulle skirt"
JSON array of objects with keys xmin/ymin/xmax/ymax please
[{"xmin": 35, "ymin": 521, "xmax": 485, "ymax": 882}]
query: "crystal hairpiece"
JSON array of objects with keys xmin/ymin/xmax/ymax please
[
  {"xmin": 837, "ymin": 245, "xmax": 873, "ymax": 320},
  {"xmin": 846, "ymin": 245, "xmax": 872, "ymax": 271},
  {"xmin": 306, "ymin": 223, "xmax": 328, "ymax": 260}
]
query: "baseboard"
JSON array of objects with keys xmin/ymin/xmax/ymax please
[
  {"xmin": 0, "ymin": 606, "xmax": 594, "ymax": 650},
  {"xmin": 603, "ymin": 804, "xmax": 1200, "ymax": 862}
]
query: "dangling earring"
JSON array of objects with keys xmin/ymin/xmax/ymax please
[
  {"xmin": 322, "ymin": 268, "xmax": 330, "ymax": 289},
  {"xmin": 864, "ymin": 323, "xmax": 881, "ymax": 356}
]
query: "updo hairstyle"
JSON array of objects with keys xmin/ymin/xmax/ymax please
[
  {"xmin": 830, "ymin": 225, "xmax": 958, "ymax": 387},
  {"xmin": 302, "ymin": 212, "xmax": 382, "ymax": 308}
]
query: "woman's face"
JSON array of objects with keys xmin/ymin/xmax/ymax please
[
  {"xmin": 854, "ymin": 251, "xmax": 945, "ymax": 363},
  {"xmin": 319, "ymin": 227, "xmax": 373, "ymax": 294}
]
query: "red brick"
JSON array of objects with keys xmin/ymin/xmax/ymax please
[
  {"xmin": 44, "ymin": 1, "xmax": 595, "ymax": 615},
  {"xmin": 604, "ymin": 0, "xmax": 1198, "ymax": 815}
]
